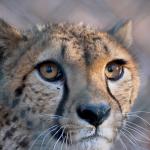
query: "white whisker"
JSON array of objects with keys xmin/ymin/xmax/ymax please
[
  {"xmin": 46, "ymin": 126, "xmax": 64, "ymax": 149},
  {"xmin": 124, "ymin": 125, "xmax": 150, "ymax": 141},
  {"xmin": 29, "ymin": 125, "xmax": 57, "ymax": 150},
  {"xmin": 119, "ymin": 136, "xmax": 128, "ymax": 150},
  {"xmin": 121, "ymin": 128, "xmax": 137, "ymax": 143},
  {"xmin": 65, "ymin": 132, "xmax": 69, "ymax": 150},
  {"xmin": 126, "ymin": 111, "xmax": 150, "ymax": 114},
  {"xmin": 39, "ymin": 114, "xmax": 69, "ymax": 119},
  {"xmin": 40, "ymin": 125, "xmax": 59, "ymax": 150},
  {"xmin": 52, "ymin": 128, "xmax": 65, "ymax": 150},
  {"xmin": 61, "ymin": 133, "xmax": 66, "ymax": 150},
  {"xmin": 122, "ymin": 128, "xmax": 150, "ymax": 144},
  {"xmin": 69, "ymin": 131, "xmax": 72, "ymax": 146},
  {"xmin": 125, "ymin": 120, "xmax": 150, "ymax": 132},
  {"xmin": 120, "ymin": 130, "xmax": 135, "ymax": 145},
  {"xmin": 126, "ymin": 114, "xmax": 150, "ymax": 127}
]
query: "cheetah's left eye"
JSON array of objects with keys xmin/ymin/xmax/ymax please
[
  {"xmin": 105, "ymin": 60, "xmax": 125, "ymax": 81},
  {"xmin": 35, "ymin": 61, "xmax": 64, "ymax": 82}
]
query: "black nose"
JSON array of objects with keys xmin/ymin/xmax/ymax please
[{"xmin": 77, "ymin": 103, "xmax": 111, "ymax": 127}]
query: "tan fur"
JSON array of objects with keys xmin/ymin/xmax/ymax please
[{"xmin": 0, "ymin": 19, "xmax": 140, "ymax": 150}]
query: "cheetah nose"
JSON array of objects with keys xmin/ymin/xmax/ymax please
[{"xmin": 76, "ymin": 103, "xmax": 111, "ymax": 127}]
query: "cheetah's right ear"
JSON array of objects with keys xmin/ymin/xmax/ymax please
[
  {"xmin": 108, "ymin": 20, "xmax": 132, "ymax": 48},
  {"xmin": 0, "ymin": 19, "xmax": 24, "ymax": 60}
]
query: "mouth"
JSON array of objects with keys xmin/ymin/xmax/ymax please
[
  {"xmin": 51, "ymin": 126, "xmax": 112, "ymax": 146},
  {"xmin": 80, "ymin": 133, "xmax": 112, "ymax": 143}
]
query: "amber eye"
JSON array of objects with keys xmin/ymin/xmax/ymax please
[
  {"xmin": 105, "ymin": 61, "xmax": 124, "ymax": 81},
  {"xmin": 35, "ymin": 61, "xmax": 64, "ymax": 82}
]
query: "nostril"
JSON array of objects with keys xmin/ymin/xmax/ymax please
[
  {"xmin": 77, "ymin": 105, "xmax": 98, "ymax": 123},
  {"xmin": 76, "ymin": 103, "xmax": 111, "ymax": 127}
]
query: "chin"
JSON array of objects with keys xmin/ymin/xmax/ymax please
[
  {"xmin": 77, "ymin": 137, "xmax": 113, "ymax": 150},
  {"xmin": 48, "ymin": 136, "xmax": 113, "ymax": 150}
]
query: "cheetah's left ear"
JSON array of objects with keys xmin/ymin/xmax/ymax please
[
  {"xmin": 0, "ymin": 19, "xmax": 24, "ymax": 60},
  {"xmin": 108, "ymin": 20, "xmax": 132, "ymax": 48}
]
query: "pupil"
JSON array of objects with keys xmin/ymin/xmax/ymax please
[
  {"xmin": 108, "ymin": 65, "xmax": 115, "ymax": 72},
  {"xmin": 46, "ymin": 66, "xmax": 52, "ymax": 73}
]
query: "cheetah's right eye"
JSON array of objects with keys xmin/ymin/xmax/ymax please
[{"xmin": 35, "ymin": 61, "xmax": 64, "ymax": 82}]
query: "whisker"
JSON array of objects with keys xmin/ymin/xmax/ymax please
[
  {"xmin": 124, "ymin": 125, "xmax": 150, "ymax": 141},
  {"xmin": 40, "ymin": 125, "xmax": 59, "ymax": 150},
  {"xmin": 29, "ymin": 125, "xmax": 57, "ymax": 150},
  {"xmin": 119, "ymin": 136, "xmax": 128, "ymax": 150},
  {"xmin": 45, "ymin": 126, "xmax": 64, "ymax": 149},
  {"xmin": 52, "ymin": 128, "xmax": 65, "ymax": 150},
  {"xmin": 61, "ymin": 133, "xmax": 66, "ymax": 150},
  {"xmin": 121, "ymin": 128, "xmax": 137, "ymax": 144},
  {"xmin": 125, "ymin": 111, "xmax": 150, "ymax": 114},
  {"xmin": 69, "ymin": 131, "xmax": 72, "ymax": 146},
  {"xmin": 120, "ymin": 130, "xmax": 149, "ymax": 150},
  {"xmin": 66, "ymin": 132, "xmax": 69, "ymax": 150},
  {"xmin": 122, "ymin": 128, "xmax": 150, "ymax": 144},
  {"xmin": 120, "ymin": 130, "xmax": 135, "ymax": 146},
  {"xmin": 126, "ymin": 114, "xmax": 150, "ymax": 127},
  {"xmin": 122, "ymin": 129, "xmax": 149, "ymax": 147},
  {"xmin": 125, "ymin": 120, "xmax": 150, "ymax": 132},
  {"xmin": 39, "ymin": 114, "xmax": 69, "ymax": 119}
]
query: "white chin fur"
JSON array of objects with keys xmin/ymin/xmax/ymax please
[{"xmin": 48, "ymin": 138, "xmax": 112, "ymax": 150}]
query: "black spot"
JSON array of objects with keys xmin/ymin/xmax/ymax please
[
  {"xmin": 104, "ymin": 45, "xmax": 109, "ymax": 52},
  {"xmin": 22, "ymin": 35, "xmax": 28, "ymax": 41},
  {"xmin": 20, "ymin": 110, "xmax": 26, "ymax": 118},
  {"xmin": 0, "ymin": 122, "xmax": 4, "ymax": 127},
  {"xmin": 5, "ymin": 120, "xmax": 10, "ymax": 125},
  {"xmin": 57, "ymin": 87, "xmax": 60, "ymax": 90},
  {"xmin": 3, "ymin": 127, "xmax": 16, "ymax": 140},
  {"xmin": 10, "ymin": 127, "xmax": 16, "ymax": 133},
  {"xmin": 61, "ymin": 45, "xmax": 66, "ymax": 59},
  {"xmin": 3, "ymin": 113, "xmax": 9, "ymax": 119},
  {"xmin": 27, "ymin": 107, "xmax": 31, "ymax": 111},
  {"xmin": 12, "ymin": 116, "xmax": 18, "ymax": 122},
  {"xmin": 26, "ymin": 120, "xmax": 33, "ymax": 129},
  {"xmin": 15, "ymin": 85, "xmax": 25, "ymax": 97},
  {"xmin": 19, "ymin": 137, "xmax": 29, "ymax": 148}
]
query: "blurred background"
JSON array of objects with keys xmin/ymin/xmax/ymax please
[{"xmin": 0, "ymin": 0, "xmax": 150, "ymax": 149}]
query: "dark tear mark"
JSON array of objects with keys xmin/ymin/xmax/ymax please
[
  {"xmin": 105, "ymin": 78, "xmax": 122, "ymax": 113},
  {"xmin": 55, "ymin": 81, "xmax": 69, "ymax": 115}
]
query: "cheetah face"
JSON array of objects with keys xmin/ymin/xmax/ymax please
[{"xmin": 0, "ymin": 20, "xmax": 139, "ymax": 150}]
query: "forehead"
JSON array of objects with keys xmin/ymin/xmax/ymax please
[{"xmin": 35, "ymin": 24, "xmax": 131, "ymax": 66}]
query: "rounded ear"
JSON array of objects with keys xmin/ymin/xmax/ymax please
[
  {"xmin": 0, "ymin": 19, "xmax": 23, "ymax": 59},
  {"xmin": 108, "ymin": 20, "xmax": 133, "ymax": 48}
]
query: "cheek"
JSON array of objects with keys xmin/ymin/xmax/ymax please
[
  {"xmin": 23, "ymin": 72, "xmax": 64, "ymax": 114},
  {"xmin": 107, "ymin": 68, "xmax": 133, "ymax": 112}
]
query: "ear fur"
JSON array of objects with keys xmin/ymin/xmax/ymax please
[
  {"xmin": 0, "ymin": 19, "xmax": 23, "ymax": 60},
  {"xmin": 108, "ymin": 20, "xmax": 133, "ymax": 48}
]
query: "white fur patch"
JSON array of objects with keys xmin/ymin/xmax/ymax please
[{"xmin": 107, "ymin": 68, "xmax": 132, "ymax": 94}]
